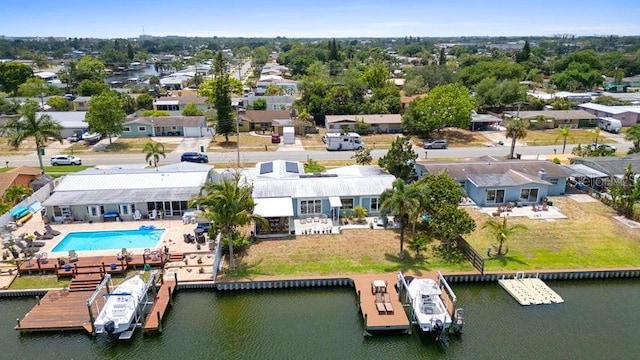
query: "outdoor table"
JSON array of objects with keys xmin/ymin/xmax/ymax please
[{"xmin": 371, "ymin": 280, "xmax": 387, "ymax": 294}]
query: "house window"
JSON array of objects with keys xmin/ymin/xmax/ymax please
[
  {"xmin": 119, "ymin": 204, "xmax": 131, "ymax": 215},
  {"xmin": 370, "ymin": 198, "xmax": 379, "ymax": 212},
  {"xmin": 123, "ymin": 126, "xmax": 131, "ymax": 132},
  {"xmin": 138, "ymin": 126, "xmax": 146, "ymax": 132},
  {"xmin": 520, "ymin": 188, "xmax": 539, "ymax": 202},
  {"xmin": 300, "ymin": 199, "xmax": 322, "ymax": 215},
  {"xmin": 87, "ymin": 205, "xmax": 104, "ymax": 217},
  {"xmin": 171, "ymin": 126, "xmax": 178, "ymax": 130},
  {"xmin": 340, "ymin": 198, "xmax": 354, "ymax": 210},
  {"xmin": 486, "ymin": 189, "xmax": 505, "ymax": 204},
  {"xmin": 549, "ymin": 178, "xmax": 559, "ymax": 185},
  {"xmin": 53, "ymin": 206, "xmax": 70, "ymax": 218}
]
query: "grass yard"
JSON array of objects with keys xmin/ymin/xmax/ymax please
[
  {"xmin": 464, "ymin": 196, "xmax": 640, "ymax": 271},
  {"xmin": 230, "ymin": 195, "xmax": 640, "ymax": 280},
  {"xmin": 44, "ymin": 165, "xmax": 92, "ymax": 178},
  {"xmin": 300, "ymin": 128, "xmax": 400, "ymax": 151},
  {"xmin": 414, "ymin": 128, "xmax": 491, "ymax": 148},
  {"xmin": 209, "ymin": 133, "xmax": 278, "ymax": 152},
  {"xmin": 226, "ymin": 229, "xmax": 475, "ymax": 280},
  {"xmin": 9, "ymin": 274, "xmax": 69, "ymax": 290},
  {"xmin": 523, "ymin": 129, "xmax": 616, "ymax": 146},
  {"xmin": 0, "ymin": 137, "xmax": 60, "ymax": 155}
]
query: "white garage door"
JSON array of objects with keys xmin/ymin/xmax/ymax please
[{"xmin": 183, "ymin": 127, "xmax": 202, "ymax": 137}]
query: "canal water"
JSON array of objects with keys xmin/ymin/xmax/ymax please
[{"xmin": 1, "ymin": 279, "xmax": 639, "ymax": 359}]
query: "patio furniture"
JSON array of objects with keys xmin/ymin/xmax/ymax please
[
  {"xmin": 133, "ymin": 209, "xmax": 142, "ymax": 221},
  {"xmin": 374, "ymin": 293, "xmax": 386, "ymax": 314},
  {"xmin": 34, "ymin": 231, "xmax": 54, "ymax": 240},
  {"xmin": 371, "ymin": 280, "xmax": 387, "ymax": 294},
  {"xmin": 44, "ymin": 224, "xmax": 61, "ymax": 236},
  {"xmin": 116, "ymin": 248, "xmax": 127, "ymax": 261},
  {"xmin": 15, "ymin": 241, "xmax": 40, "ymax": 254},
  {"xmin": 103, "ymin": 211, "xmax": 120, "ymax": 222},
  {"xmin": 148, "ymin": 209, "xmax": 158, "ymax": 220},
  {"xmin": 143, "ymin": 248, "xmax": 151, "ymax": 259},
  {"xmin": 37, "ymin": 252, "xmax": 48, "ymax": 264},
  {"xmin": 382, "ymin": 293, "xmax": 394, "ymax": 314},
  {"xmin": 68, "ymin": 250, "xmax": 78, "ymax": 263}
]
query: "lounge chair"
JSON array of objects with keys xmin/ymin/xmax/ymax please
[
  {"xmin": 143, "ymin": 248, "xmax": 151, "ymax": 259},
  {"xmin": 116, "ymin": 248, "xmax": 127, "ymax": 261},
  {"xmin": 68, "ymin": 250, "xmax": 78, "ymax": 263},
  {"xmin": 44, "ymin": 224, "xmax": 61, "ymax": 236},
  {"xmin": 382, "ymin": 293, "xmax": 394, "ymax": 314},
  {"xmin": 133, "ymin": 209, "xmax": 142, "ymax": 221},
  {"xmin": 15, "ymin": 241, "xmax": 40, "ymax": 254},
  {"xmin": 374, "ymin": 293, "xmax": 387, "ymax": 314},
  {"xmin": 34, "ymin": 231, "xmax": 54, "ymax": 240},
  {"xmin": 148, "ymin": 209, "xmax": 157, "ymax": 220},
  {"xmin": 37, "ymin": 252, "xmax": 48, "ymax": 264}
]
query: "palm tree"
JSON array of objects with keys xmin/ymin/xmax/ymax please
[
  {"xmin": 143, "ymin": 141, "xmax": 165, "ymax": 168},
  {"xmin": 1, "ymin": 100, "xmax": 62, "ymax": 171},
  {"xmin": 481, "ymin": 217, "xmax": 527, "ymax": 256},
  {"xmin": 624, "ymin": 124, "xmax": 640, "ymax": 154},
  {"xmin": 555, "ymin": 127, "xmax": 574, "ymax": 154},
  {"xmin": 506, "ymin": 119, "xmax": 528, "ymax": 159},
  {"xmin": 190, "ymin": 173, "xmax": 265, "ymax": 269},
  {"xmin": 379, "ymin": 179, "xmax": 421, "ymax": 259},
  {"xmin": 592, "ymin": 127, "xmax": 601, "ymax": 144},
  {"xmin": 3, "ymin": 185, "xmax": 32, "ymax": 205}
]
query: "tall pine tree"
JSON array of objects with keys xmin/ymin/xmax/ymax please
[{"xmin": 214, "ymin": 52, "xmax": 234, "ymax": 143}]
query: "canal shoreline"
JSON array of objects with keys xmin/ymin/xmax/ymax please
[{"xmin": 2, "ymin": 267, "xmax": 639, "ymax": 297}]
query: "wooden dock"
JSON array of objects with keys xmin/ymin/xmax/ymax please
[
  {"xmin": 15, "ymin": 288, "xmax": 103, "ymax": 333},
  {"xmin": 352, "ymin": 274, "xmax": 410, "ymax": 334},
  {"xmin": 142, "ymin": 278, "xmax": 176, "ymax": 333}
]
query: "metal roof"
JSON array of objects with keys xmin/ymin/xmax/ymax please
[
  {"xmin": 43, "ymin": 187, "xmax": 201, "ymax": 206},
  {"xmin": 562, "ymin": 164, "xmax": 608, "ymax": 178},
  {"xmin": 467, "ymin": 170, "xmax": 550, "ymax": 188},
  {"xmin": 253, "ymin": 175, "xmax": 395, "ymax": 199},
  {"xmin": 54, "ymin": 170, "xmax": 209, "ymax": 192}
]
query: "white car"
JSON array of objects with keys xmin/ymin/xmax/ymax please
[{"xmin": 50, "ymin": 155, "xmax": 82, "ymax": 166}]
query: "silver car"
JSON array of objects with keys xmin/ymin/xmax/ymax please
[
  {"xmin": 50, "ymin": 155, "xmax": 82, "ymax": 166},
  {"xmin": 423, "ymin": 139, "xmax": 448, "ymax": 149}
]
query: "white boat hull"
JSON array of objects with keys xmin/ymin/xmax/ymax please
[
  {"xmin": 94, "ymin": 276, "xmax": 146, "ymax": 336},
  {"xmin": 407, "ymin": 278, "xmax": 452, "ymax": 333}
]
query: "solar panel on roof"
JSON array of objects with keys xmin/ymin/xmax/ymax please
[
  {"xmin": 285, "ymin": 161, "xmax": 299, "ymax": 173},
  {"xmin": 260, "ymin": 162, "xmax": 273, "ymax": 174}
]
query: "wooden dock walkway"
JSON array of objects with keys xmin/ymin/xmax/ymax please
[
  {"xmin": 351, "ymin": 274, "xmax": 410, "ymax": 333},
  {"xmin": 142, "ymin": 279, "xmax": 176, "ymax": 333},
  {"xmin": 15, "ymin": 288, "xmax": 103, "ymax": 333}
]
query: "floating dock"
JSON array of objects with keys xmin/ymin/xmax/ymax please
[
  {"xmin": 498, "ymin": 272, "xmax": 564, "ymax": 305},
  {"xmin": 351, "ymin": 274, "xmax": 410, "ymax": 335}
]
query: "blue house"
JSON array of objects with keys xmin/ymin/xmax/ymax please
[
  {"xmin": 236, "ymin": 160, "xmax": 396, "ymax": 238},
  {"xmin": 415, "ymin": 156, "xmax": 571, "ymax": 207}
]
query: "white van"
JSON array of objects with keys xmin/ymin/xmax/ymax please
[{"xmin": 325, "ymin": 132, "xmax": 364, "ymax": 151}]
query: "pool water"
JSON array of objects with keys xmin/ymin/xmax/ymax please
[{"xmin": 51, "ymin": 229, "xmax": 165, "ymax": 252}]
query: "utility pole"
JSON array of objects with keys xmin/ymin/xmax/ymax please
[{"xmin": 236, "ymin": 63, "xmax": 241, "ymax": 168}]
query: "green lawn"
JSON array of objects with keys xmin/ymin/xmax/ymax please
[
  {"xmin": 9, "ymin": 275, "xmax": 69, "ymax": 289},
  {"xmin": 464, "ymin": 196, "xmax": 640, "ymax": 271}
]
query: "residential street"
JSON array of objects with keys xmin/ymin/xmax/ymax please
[{"xmin": 2, "ymin": 138, "xmax": 633, "ymax": 168}]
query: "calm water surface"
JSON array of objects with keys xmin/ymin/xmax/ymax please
[{"xmin": 1, "ymin": 279, "xmax": 639, "ymax": 359}]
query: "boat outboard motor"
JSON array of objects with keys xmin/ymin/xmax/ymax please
[{"xmin": 104, "ymin": 320, "xmax": 116, "ymax": 336}]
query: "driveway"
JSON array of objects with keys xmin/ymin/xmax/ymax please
[{"xmin": 170, "ymin": 135, "xmax": 213, "ymax": 154}]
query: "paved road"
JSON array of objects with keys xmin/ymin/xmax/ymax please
[{"xmin": 3, "ymin": 141, "xmax": 633, "ymax": 168}]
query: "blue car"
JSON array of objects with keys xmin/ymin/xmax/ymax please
[{"xmin": 181, "ymin": 152, "xmax": 209, "ymax": 163}]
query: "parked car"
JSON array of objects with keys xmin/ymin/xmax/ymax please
[
  {"xmin": 271, "ymin": 133, "xmax": 281, "ymax": 144},
  {"xmin": 588, "ymin": 143, "xmax": 616, "ymax": 153},
  {"xmin": 50, "ymin": 155, "xmax": 82, "ymax": 166},
  {"xmin": 423, "ymin": 139, "xmax": 448, "ymax": 149},
  {"xmin": 180, "ymin": 152, "xmax": 209, "ymax": 163}
]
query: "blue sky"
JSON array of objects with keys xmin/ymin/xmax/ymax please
[{"xmin": 2, "ymin": 0, "xmax": 639, "ymax": 38}]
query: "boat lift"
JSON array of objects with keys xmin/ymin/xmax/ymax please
[
  {"xmin": 86, "ymin": 271, "xmax": 158, "ymax": 339},
  {"xmin": 396, "ymin": 271, "xmax": 465, "ymax": 340}
]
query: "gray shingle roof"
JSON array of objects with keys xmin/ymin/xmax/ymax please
[
  {"xmin": 417, "ymin": 158, "xmax": 571, "ymax": 181},
  {"xmin": 124, "ymin": 116, "xmax": 205, "ymax": 127}
]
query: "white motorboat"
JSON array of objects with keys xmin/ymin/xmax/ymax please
[
  {"xmin": 94, "ymin": 275, "xmax": 146, "ymax": 336},
  {"xmin": 406, "ymin": 278, "xmax": 452, "ymax": 333}
]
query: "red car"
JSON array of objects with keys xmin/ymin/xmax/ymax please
[{"xmin": 271, "ymin": 133, "xmax": 281, "ymax": 143}]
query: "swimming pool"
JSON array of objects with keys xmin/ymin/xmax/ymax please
[{"xmin": 51, "ymin": 228, "xmax": 165, "ymax": 252}]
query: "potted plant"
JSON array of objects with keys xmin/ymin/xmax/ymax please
[
  {"xmin": 8, "ymin": 244, "xmax": 19, "ymax": 259},
  {"xmin": 197, "ymin": 256, "xmax": 203, "ymax": 265},
  {"xmin": 198, "ymin": 267, "xmax": 205, "ymax": 274}
]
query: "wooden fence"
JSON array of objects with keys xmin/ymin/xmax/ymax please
[{"xmin": 455, "ymin": 236, "xmax": 485, "ymax": 275}]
